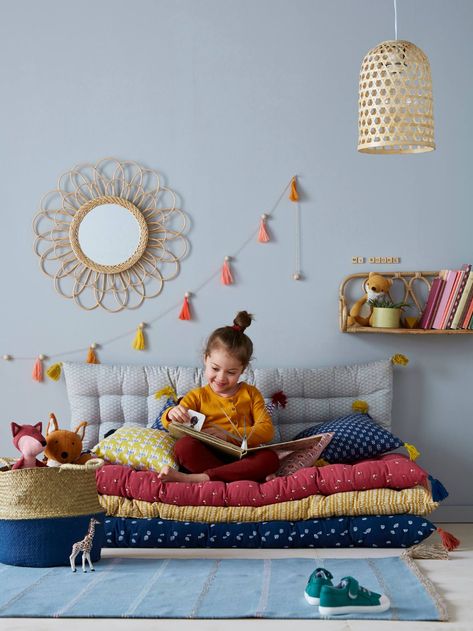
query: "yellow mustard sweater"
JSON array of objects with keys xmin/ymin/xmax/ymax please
[{"xmin": 161, "ymin": 383, "xmax": 274, "ymax": 447}]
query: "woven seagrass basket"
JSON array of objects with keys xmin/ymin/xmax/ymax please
[{"xmin": 0, "ymin": 458, "xmax": 105, "ymax": 567}]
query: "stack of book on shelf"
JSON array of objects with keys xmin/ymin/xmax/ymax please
[{"xmin": 419, "ymin": 264, "xmax": 473, "ymax": 330}]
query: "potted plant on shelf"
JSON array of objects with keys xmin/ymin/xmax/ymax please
[{"xmin": 368, "ymin": 297, "xmax": 410, "ymax": 329}]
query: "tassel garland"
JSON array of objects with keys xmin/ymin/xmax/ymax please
[
  {"xmin": 46, "ymin": 362, "xmax": 63, "ymax": 381},
  {"xmin": 86, "ymin": 344, "xmax": 100, "ymax": 364},
  {"xmin": 437, "ymin": 527, "xmax": 461, "ymax": 551},
  {"xmin": 32, "ymin": 355, "xmax": 45, "ymax": 382},
  {"xmin": 403, "ymin": 442, "xmax": 420, "ymax": 460},
  {"xmin": 132, "ymin": 323, "xmax": 146, "ymax": 350},
  {"xmin": 221, "ymin": 257, "xmax": 234, "ymax": 285},
  {"xmin": 258, "ymin": 214, "xmax": 270, "ymax": 243},
  {"xmin": 179, "ymin": 293, "xmax": 192, "ymax": 320},
  {"xmin": 429, "ymin": 474, "xmax": 449, "ymax": 502},
  {"xmin": 289, "ymin": 176, "xmax": 299, "ymax": 202}
]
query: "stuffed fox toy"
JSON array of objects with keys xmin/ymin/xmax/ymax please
[
  {"xmin": 43, "ymin": 413, "xmax": 92, "ymax": 467},
  {"xmin": 11, "ymin": 422, "xmax": 47, "ymax": 469}
]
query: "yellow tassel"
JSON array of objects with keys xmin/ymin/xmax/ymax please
[
  {"xmin": 391, "ymin": 354, "xmax": 409, "ymax": 366},
  {"xmin": 289, "ymin": 176, "xmax": 299, "ymax": 201},
  {"xmin": 154, "ymin": 386, "xmax": 177, "ymax": 401},
  {"xmin": 404, "ymin": 442, "xmax": 420, "ymax": 461},
  {"xmin": 46, "ymin": 362, "xmax": 63, "ymax": 381},
  {"xmin": 315, "ymin": 458, "xmax": 329, "ymax": 467},
  {"xmin": 352, "ymin": 399, "xmax": 369, "ymax": 414},
  {"xmin": 132, "ymin": 323, "xmax": 146, "ymax": 350},
  {"xmin": 86, "ymin": 345, "xmax": 100, "ymax": 364}
]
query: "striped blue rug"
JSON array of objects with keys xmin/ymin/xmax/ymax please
[{"xmin": 0, "ymin": 556, "xmax": 446, "ymax": 620}]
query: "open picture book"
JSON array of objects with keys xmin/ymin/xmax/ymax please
[{"xmin": 168, "ymin": 421, "xmax": 333, "ymax": 459}]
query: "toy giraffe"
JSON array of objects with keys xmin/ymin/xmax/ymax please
[{"xmin": 70, "ymin": 518, "xmax": 101, "ymax": 573}]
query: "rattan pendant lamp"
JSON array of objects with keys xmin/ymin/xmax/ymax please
[{"xmin": 357, "ymin": 0, "xmax": 435, "ymax": 154}]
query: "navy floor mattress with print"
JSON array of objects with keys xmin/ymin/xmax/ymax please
[{"xmin": 103, "ymin": 514, "xmax": 436, "ymax": 548}]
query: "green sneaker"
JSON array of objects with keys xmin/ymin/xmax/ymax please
[
  {"xmin": 304, "ymin": 568, "xmax": 334, "ymax": 606},
  {"xmin": 319, "ymin": 576, "xmax": 390, "ymax": 616}
]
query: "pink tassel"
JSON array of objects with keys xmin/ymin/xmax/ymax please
[
  {"xmin": 258, "ymin": 214, "xmax": 270, "ymax": 243},
  {"xmin": 179, "ymin": 293, "xmax": 192, "ymax": 320},
  {"xmin": 32, "ymin": 356, "xmax": 44, "ymax": 382},
  {"xmin": 221, "ymin": 257, "xmax": 234, "ymax": 285}
]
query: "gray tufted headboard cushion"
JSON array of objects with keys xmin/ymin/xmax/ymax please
[{"xmin": 63, "ymin": 359, "xmax": 393, "ymax": 450}]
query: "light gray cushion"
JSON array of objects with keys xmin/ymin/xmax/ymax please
[{"xmin": 63, "ymin": 359, "xmax": 393, "ymax": 450}]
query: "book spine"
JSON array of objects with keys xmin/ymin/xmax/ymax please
[
  {"xmin": 440, "ymin": 272, "xmax": 462, "ymax": 329},
  {"xmin": 432, "ymin": 271, "xmax": 457, "ymax": 329},
  {"xmin": 446, "ymin": 265, "xmax": 471, "ymax": 329},
  {"xmin": 419, "ymin": 278, "xmax": 443, "ymax": 329},
  {"xmin": 452, "ymin": 271, "xmax": 473, "ymax": 328},
  {"xmin": 462, "ymin": 291, "xmax": 473, "ymax": 329}
]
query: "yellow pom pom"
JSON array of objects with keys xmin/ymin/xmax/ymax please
[
  {"xmin": 46, "ymin": 362, "xmax": 63, "ymax": 381},
  {"xmin": 132, "ymin": 324, "xmax": 146, "ymax": 351},
  {"xmin": 352, "ymin": 399, "xmax": 369, "ymax": 414},
  {"xmin": 392, "ymin": 354, "xmax": 409, "ymax": 366},
  {"xmin": 154, "ymin": 386, "xmax": 177, "ymax": 401},
  {"xmin": 315, "ymin": 459, "xmax": 329, "ymax": 467},
  {"xmin": 404, "ymin": 442, "xmax": 420, "ymax": 461}
]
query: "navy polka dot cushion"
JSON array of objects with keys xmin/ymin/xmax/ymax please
[{"xmin": 293, "ymin": 413, "xmax": 404, "ymax": 463}]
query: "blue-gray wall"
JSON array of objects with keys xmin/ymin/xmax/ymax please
[{"xmin": 1, "ymin": 0, "xmax": 471, "ymax": 521}]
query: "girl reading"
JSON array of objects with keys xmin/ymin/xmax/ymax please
[{"xmin": 158, "ymin": 311, "xmax": 279, "ymax": 483}]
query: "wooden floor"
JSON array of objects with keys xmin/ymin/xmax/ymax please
[{"xmin": 3, "ymin": 523, "xmax": 472, "ymax": 631}]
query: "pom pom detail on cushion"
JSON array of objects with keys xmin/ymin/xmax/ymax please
[
  {"xmin": 391, "ymin": 354, "xmax": 409, "ymax": 366},
  {"xmin": 93, "ymin": 426, "xmax": 177, "ymax": 472},
  {"xmin": 293, "ymin": 413, "xmax": 404, "ymax": 463},
  {"xmin": 352, "ymin": 399, "xmax": 369, "ymax": 414},
  {"xmin": 403, "ymin": 442, "xmax": 420, "ymax": 461}
]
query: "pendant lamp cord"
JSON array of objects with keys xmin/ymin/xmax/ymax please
[{"xmin": 394, "ymin": 0, "xmax": 398, "ymax": 39}]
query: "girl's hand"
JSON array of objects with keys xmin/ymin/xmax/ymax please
[
  {"xmin": 202, "ymin": 427, "xmax": 229, "ymax": 441},
  {"xmin": 167, "ymin": 405, "xmax": 190, "ymax": 424}
]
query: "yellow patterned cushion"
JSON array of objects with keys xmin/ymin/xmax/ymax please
[
  {"xmin": 98, "ymin": 485, "xmax": 437, "ymax": 521},
  {"xmin": 93, "ymin": 426, "xmax": 177, "ymax": 472}
]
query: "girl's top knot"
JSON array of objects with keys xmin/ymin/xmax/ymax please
[{"xmin": 232, "ymin": 310, "xmax": 253, "ymax": 334}]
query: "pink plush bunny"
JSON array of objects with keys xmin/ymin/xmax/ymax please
[{"xmin": 11, "ymin": 422, "xmax": 47, "ymax": 469}]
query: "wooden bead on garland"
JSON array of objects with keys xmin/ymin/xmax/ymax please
[
  {"xmin": 32, "ymin": 354, "xmax": 46, "ymax": 382},
  {"xmin": 86, "ymin": 344, "xmax": 100, "ymax": 364},
  {"xmin": 178, "ymin": 293, "xmax": 192, "ymax": 321},
  {"xmin": 258, "ymin": 214, "xmax": 270, "ymax": 243},
  {"xmin": 221, "ymin": 256, "xmax": 234, "ymax": 285},
  {"xmin": 3, "ymin": 354, "xmax": 12, "ymax": 361},
  {"xmin": 132, "ymin": 323, "xmax": 147, "ymax": 350}
]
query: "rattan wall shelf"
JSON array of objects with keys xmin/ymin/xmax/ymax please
[{"xmin": 339, "ymin": 271, "xmax": 473, "ymax": 334}]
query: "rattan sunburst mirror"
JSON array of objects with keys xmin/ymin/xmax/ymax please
[{"xmin": 33, "ymin": 158, "xmax": 188, "ymax": 312}]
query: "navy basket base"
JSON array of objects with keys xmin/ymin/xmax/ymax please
[{"xmin": 0, "ymin": 512, "xmax": 105, "ymax": 567}]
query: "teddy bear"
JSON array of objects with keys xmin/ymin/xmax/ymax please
[
  {"xmin": 347, "ymin": 272, "xmax": 393, "ymax": 327},
  {"xmin": 43, "ymin": 413, "xmax": 93, "ymax": 467}
]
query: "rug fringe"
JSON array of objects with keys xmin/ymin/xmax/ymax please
[
  {"xmin": 401, "ymin": 543, "xmax": 448, "ymax": 560},
  {"xmin": 400, "ymin": 554, "xmax": 449, "ymax": 621}
]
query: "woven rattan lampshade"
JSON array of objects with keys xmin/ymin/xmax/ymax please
[{"xmin": 358, "ymin": 40, "xmax": 435, "ymax": 154}]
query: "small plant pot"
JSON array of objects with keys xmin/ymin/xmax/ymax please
[{"xmin": 371, "ymin": 307, "xmax": 401, "ymax": 329}]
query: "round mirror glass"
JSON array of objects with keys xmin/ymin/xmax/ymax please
[{"xmin": 78, "ymin": 203, "xmax": 141, "ymax": 266}]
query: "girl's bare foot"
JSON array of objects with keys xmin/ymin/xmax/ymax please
[
  {"xmin": 265, "ymin": 473, "xmax": 277, "ymax": 482},
  {"xmin": 158, "ymin": 465, "xmax": 210, "ymax": 484}
]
